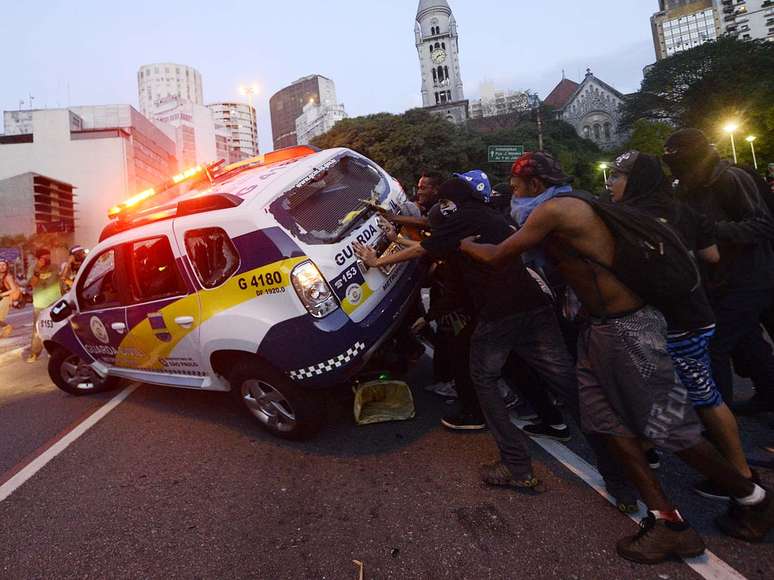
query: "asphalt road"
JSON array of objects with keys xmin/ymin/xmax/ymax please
[{"xmin": 0, "ymin": 340, "xmax": 772, "ymax": 578}]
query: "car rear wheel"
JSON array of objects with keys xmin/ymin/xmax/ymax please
[
  {"xmin": 48, "ymin": 347, "xmax": 120, "ymax": 396},
  {"xmin": 229, "ymin": 358, "xmax": 322, "ymax": 440}
]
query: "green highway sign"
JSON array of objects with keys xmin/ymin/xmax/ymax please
[{"xmin": 488, "ymin": 145, "xmax": 525, "ymax": 163}]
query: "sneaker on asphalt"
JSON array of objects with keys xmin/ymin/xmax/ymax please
[
  {"xmin": 616, "ymin": 513, "xmax": 705, "ymax": 564},
  {"xmin": 715, "ymin": 486, "xmax": 774, "ymax": 542},
  {"xmin": 694, "ymin": 470, "xmax": 761, "ymax": 501},
  {"xmin": 479, "ymin": 461, "xmax": 543, "ymax": 493},
  {"xmin": 25, "ymin": 353, "xmax": 39, "ymax": 363},
  {"xmin": 441, "ymin": 410, "xmax": 486, "ymax": 431},
  {"xmin": 521, "ymin": 422, "xmax": 571, "ymax": 442},
  {"xmin": 424, "ymin": 381, "xmax": 457, "ymax": 398},
  {"xmin": 645, "ymin": 448, "xmax": 661, "ymax": 470}
]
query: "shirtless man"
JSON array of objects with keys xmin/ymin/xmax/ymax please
[
  {"xmin": 0, "ymin": 260, "xmax": 21, "ymax": 338},
  {"xmin": 461, "ymin": 152, "xmax": 774, "ymax": 563}
]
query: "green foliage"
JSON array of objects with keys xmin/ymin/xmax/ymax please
[
  {"xmin": 622, "ymin": 37, "xmax": 774, "ymax": 164},
  {"xmin": 312, "ymin": 109, "xmax": 605, "ymax": 193},
  {"xmin": 624, "ymin": 120, "xmax": 674, "ymax": 156}
]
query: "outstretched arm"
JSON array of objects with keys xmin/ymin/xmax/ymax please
[
  {"xmin": 353, "ymin": 240, "xmax": 426, "ymax": 269},
  {"xmin": 460, "ymin": 201, "xmax": 560, "ymax": 266}
]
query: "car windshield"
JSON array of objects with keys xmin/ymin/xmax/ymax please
[{"xmin": 269, "ymin": 155, "xmax": 390, "ymax": 245}]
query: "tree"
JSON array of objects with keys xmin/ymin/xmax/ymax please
[
  {"xmin": 624, "ymin": 119, "xmax": 674, "ymax": 157},
  {"xmin": 313, "ymin": 109, "xmax": 605, "ymax": 193},
  {"xmin": 622, "ymin": 37, "xmax": 774, "ymax": 165}
]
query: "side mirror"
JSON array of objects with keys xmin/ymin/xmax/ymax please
[{"xmin": 50, "ymin": 299, "xmax": 74, "ymax": 322}]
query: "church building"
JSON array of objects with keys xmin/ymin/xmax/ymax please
[
  {"xmin": 544, "ymin": 69, "xmax": 628, "ymax": 150},
  {"xmin": 415, "ymin": 0, "xmax": 468, "ymax": 124}
]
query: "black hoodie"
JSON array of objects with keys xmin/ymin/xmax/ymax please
[{"xmin": 621, "ymin": 154, "xmax": 716, "ymax": 332}]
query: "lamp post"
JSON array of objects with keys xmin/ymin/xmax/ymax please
[
  {"xmin": 723, "ymin": 122, "xmax": 739, "ymax": 164},
  {"xmin": 239, "ymin": 84, "xmax": 259, "ymax": 109},
  {"xmin": 746, "ymin": 136, "xmax": 758, "ymax": 170},
  {"xmin": 599, "ymin": 162, "xmax": 609, "ymax": 182}
]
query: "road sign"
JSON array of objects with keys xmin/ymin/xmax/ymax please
[{"xmin": 488, "ymin": 145, "xmax": 524, "ymax": 163}]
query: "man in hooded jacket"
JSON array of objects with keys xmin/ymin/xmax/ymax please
[{"xmin": 663, "ymin": 129, "xmax": 774, "ymax": 411}]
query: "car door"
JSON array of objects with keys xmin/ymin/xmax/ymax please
[
  {"xmin": 114, "ymin": 223, "xmax": 205, "ymax": 387},
  {"xmin": 71, "ymin": 245, "xmax": 129, "ymax": 370}
]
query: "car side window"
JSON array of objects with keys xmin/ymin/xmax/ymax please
[
  {"xmin": 128, "ymin": 237, "xmax": 186, "ymax": 303},
  {"xmin": 77, "ymin": 248, "xmax": 121, "ymax": 310},
  {"xmin": 185, "ymin": 228, "xmax": 240, "ymax": 289}
]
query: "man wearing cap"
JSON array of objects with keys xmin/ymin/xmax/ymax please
[
  {"xmin": 461, "ymin": 151, "xmax": 774, "ymax": 562},
  {"xmin": 26, "ymin": 249, "xmax": 62, "ymax": 362},
  {"xmin": 60, "ymin": 245, "xmax": 87, "ymax": 293},
  {"xmin": 354, "ymin": 170, "xmax": 634, "ymax": 502},
  {"xmin": 663, "ymin": 129, "xmax": 774, "ymax": 413}
]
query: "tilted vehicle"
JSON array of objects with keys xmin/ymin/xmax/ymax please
[{"xmin": 38, "ymin": 146, "xmax": 423, "ymax": 439}]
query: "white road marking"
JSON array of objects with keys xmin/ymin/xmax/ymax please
[
  {"xmin": 0, "ymin": 383, "xmax": 139, "ymax": 503},
  {"xmin": 422, "ymin": 344, "xmax": 746, "ymax": 580}
]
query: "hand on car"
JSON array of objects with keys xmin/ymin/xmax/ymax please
[
  {"xmin": 375, "ymin": 206, "xmax": 397, "ymax": 221},
  {"xmin": 410, "ymin": 316, "xmax": 427, "ymax": 334},
  {"xmin": 353, "ymin": 241, "xmax": 378, "ymax": 267},
  {"xmin": 377, "ymin": 216, "xmax": 398, "ymax": 242}
]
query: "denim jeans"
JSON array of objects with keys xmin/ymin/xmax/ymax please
[
  {"xmin": 470, "ymin": 305, "xmax": 632, "ymax": 492},
  {"xmin": 711, "ymin": 287, "xmax": 774, "ymax": 404}
]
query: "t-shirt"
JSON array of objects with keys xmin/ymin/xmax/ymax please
[
  {"xmin": 27, "ymin": 263, "xmax": 61, "ymax": 310},
  {"xmin": 420, "ymin": 200, "xmax": 549, "ymax": 320}
]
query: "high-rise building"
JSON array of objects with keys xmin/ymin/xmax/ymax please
[
  {"xmin": 651, "ymin": 1, "xmax": 721, "ymax": 59},
  {"xmin": 269, "ymin": 75, "xmax": 338, "ymax": 151},
  {"xmin": 0, "ymin": 106, "xmax": 177, "ymax": 245},
  {"xmin": 415, "ymin": 0, "xmax": 468, "ymax": 124},
  {"xmin": 137, "ymin": 63, "xmax": 204, "ymax": 117},
  {"xmin": 468, "ymin": 83, "xmax": 538, "ymax": 119},
  {"xmin": 713, "ymin": 0, "xmax": 774, "ymax": 41},
  {"xmin": 0, "ymin": 173, "xmax": 76, "ymax": 238},
  {"xmin": 207, "ymin": 102, "xmax": 259, "ymax": 162},
  {"xmin": 149, "ymin": 96, "xmax": 223, "ymax": 169},
  {"xmin": 295, "ymin": 100, "xmax": 347, "ymax": 145}
]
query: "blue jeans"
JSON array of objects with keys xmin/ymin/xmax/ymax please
[{"xmin": 470, "ymin": 305, "xmax": 631, "ymax": 491}]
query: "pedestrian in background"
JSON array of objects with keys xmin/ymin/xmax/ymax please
[
  {"xmin": 0, "ymin": 259, "xmax": 21, "ymax": 338},
  {"xmin": 664, "ymin": 129, "xmax": 774, "ymax": 413},
  {"xmin": 26, "ymin": 249, "xmax": 61, "ymax": 363},
  {"xmin": 60, "ymin": 245, "xmax": 87, "ymax": 293}
]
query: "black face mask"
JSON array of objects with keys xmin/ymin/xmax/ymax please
[{"xmin": 662, "ymin": 153, "xmax": 693, "ymax": 179}]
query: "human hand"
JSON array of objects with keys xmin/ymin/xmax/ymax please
[
  {"xmin": 377, "ymin": 216, "xmax": 398, "ymax": 242},
  {"xmin": 353, "ymin": 241, "xmax": 378, "ymax": 268},
  {"xmin": 410, "ymin": 316, "xmax": 427, "ymax": 334}
]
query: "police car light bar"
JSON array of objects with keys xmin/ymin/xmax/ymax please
[
  {"xmin": 108, "ymin": 162, "xmax": 218, "ymax": 219},
  {"xmin": 221, "ymin": 145, "xmax": 319, "ymax": 174}
]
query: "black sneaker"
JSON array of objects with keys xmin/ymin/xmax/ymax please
[
  {"xmin": 645, "ymin": 448, "xmax": 661, "ymax": 470},
  {"xmin": 694, "ymin": 470, "xmax": 761, "ymax": 501},
  {"xmin": 521, "ymin": 422, "xmax": 571, "ymax": 442},
  {"xmin": 441, "ymin": 411, "xmax": 486, "ymax": 431},
  {"xmin": 715, "ymin": 486, "xmax": 774, "ymax": 542},
  {"xmin": 617, "ymin": 513, "xmax": 705, "ymax": 564}
]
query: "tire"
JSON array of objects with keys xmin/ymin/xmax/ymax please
[
  {"xmin": 48, "ymin": 347, "xmax": 121, "ymax": 396},
  {"xmin": 229, "ymin": 358, "xmax": 323, "ymax": 440}
]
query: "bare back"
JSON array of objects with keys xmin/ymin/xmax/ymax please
[{"xmin": 542, "ymin": 197, "xmax": 643, "ymax": 317}]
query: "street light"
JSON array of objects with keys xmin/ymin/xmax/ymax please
[
  {"xmin": 746, "ymin": 135, "xmax": 758, "ymax": 170},
  {"xmin": 599, "ymin": 162, "xmax": 609, "ymax": 182},
  {"xmin": 723, "ymin": 122, "xmax": 739, "ymax": 164},
  {"xmin": 239, "ymin": 83, "xmax": 260, "ymax": 109}
]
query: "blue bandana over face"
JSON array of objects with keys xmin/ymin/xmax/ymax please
[{"xmin": 511, "ymin": 184, "xmax": 573, "ymax": 227}]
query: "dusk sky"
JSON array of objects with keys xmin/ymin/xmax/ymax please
[{"xmin": 1, "ymin": 0, "xmax": 658, "ymax": 153}]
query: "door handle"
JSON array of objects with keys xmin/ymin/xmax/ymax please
[
  {"xmin": 111, "ymin": 322, "xmax": 127, "ymax": 334},
  {"xmin": 174, "ymin": 315, "xmax": 195, "ymax": 328}
]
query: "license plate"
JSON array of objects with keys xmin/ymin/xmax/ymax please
[{"xmin": 379, "ymin": 243, "xmax": 402, "ymax": 276}]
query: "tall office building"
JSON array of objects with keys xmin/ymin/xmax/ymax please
[
  {"xmin": 713, "ymin": 0, "xmax": 774, "ymax": 41},
  {"xmin": 207, "ymin": 102, "xmax": 259, "ymax": 162},
  {"xmin": 149, "ymin": 96, "xmax": 224, "ymax": 169},
  {"xmin": 651, "ymin": 0, "xmax": 720, "ymax": 60},
  {"xmin": 137, "ymin": 63, "xmax": 204, "ymax": 117},
  {"xmin": 468, "ymin": 83, "xmax": 538, "ymax": 119},
  {"xmin": 269, "ymin": 75, "xmax": 338, "ymax": 150},
  {"xmin": 295, "ymin": 100, "xmax": 347, "ymax": 146},
  {"xmin": 414, "ymin": 0, "xmax": 468, "ymax": 124}
]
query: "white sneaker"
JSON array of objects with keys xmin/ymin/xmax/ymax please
[{"xmin": 424, "ymin": 381, "xmax": 458, "ymax": 398}]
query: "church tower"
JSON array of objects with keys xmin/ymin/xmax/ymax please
[{"xmin": 415, "ymin": 0, "xmax": 468, "ymax": 123}]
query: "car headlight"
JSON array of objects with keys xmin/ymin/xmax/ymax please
[{"xmin": 291, "ymin": 261, "xmax": 339, "ymax": 318}]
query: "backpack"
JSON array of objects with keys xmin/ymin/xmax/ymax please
[{"xmin": 556, "ymin": 191, "xmax": 700, "ymax": 311}]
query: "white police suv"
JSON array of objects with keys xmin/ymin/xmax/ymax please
[{"xmin": 38, "ymin": 146, "xmax": 423, "ymax": 439}]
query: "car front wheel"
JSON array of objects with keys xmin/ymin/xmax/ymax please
[{"xmin": 48, "ymin": 347, "xmax": 121, "ymax": 396}]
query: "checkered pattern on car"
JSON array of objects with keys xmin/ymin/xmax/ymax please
[{"xmin": 288, "ymin": 342, "xmax": 366, "ymax": 380}]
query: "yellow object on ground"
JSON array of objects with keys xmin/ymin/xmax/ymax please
[{"xmin": 353, "ymin": 380, "xmax": 415, "ymax": 425}]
